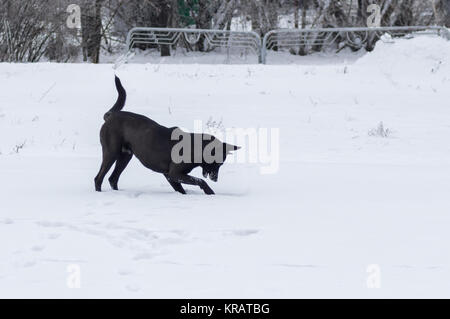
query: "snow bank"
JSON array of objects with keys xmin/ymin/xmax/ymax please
[
  {"xmin": 1, "ymin": 34, "xmax": 450, "ymax": 298},
  {"xmin": 355, "ymin": 34, "xmax": 450, "ymax": 79}
]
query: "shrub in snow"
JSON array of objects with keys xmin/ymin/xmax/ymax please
[
  {"xmin": 205, "ymin": 117, "xmax": 225, "ymax": 134},
  {"xmin": 368, "ymin": 122, "xmax": 391, "ymax": 138},
  {"xmin": 12, "ymin": 140, "xmax": 27, "ymax": 154}
]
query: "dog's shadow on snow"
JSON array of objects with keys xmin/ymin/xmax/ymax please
[{"xmin": 99, "ymin": 187, "xmax": 248, "ymax": 199}]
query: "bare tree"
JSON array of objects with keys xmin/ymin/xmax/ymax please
[
  {"xmin": 433, "ymin": 0, "xmax": 450, "ymax": 26},
  {"xmin": 80, "ymin": 0, "xmax": 104, "ymax": 63},
  {"xmin": 249, "ymin": 0, "xmax": 279, "ymax": 37},
  {"xmin": 111, "ymin": 0, "xmax": 177, "ymax": 56},
  {"xmin": 0, "ymin": 0, "xmax": 71, "ymax": 62},
  {"xmin": 0, "ymin": 0, "xmax": 445, "ymax": 62}
]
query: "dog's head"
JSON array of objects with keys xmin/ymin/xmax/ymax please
[{"xmin": 202, "ymin": 139, "xmax": 240, "ymax": 182}]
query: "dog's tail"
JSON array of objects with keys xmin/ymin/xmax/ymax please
[{"xmin": 104, "ymin": 76, "xmax": 126, "ymax": 121}]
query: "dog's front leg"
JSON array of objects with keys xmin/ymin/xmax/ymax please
[
  {"xmin": 164, "ymin": 174, "xmax": 186, "ymax": 194},
  {"xmin": 168, "ymin": 174, "xmax": 215, "ymax": 195}
]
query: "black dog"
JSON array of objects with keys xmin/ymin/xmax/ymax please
[{"xmin": 94, "ymin": 76, "xmax": 240, "ymax": 195}]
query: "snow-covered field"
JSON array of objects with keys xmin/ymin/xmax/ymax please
[{"xmin": 1, "ymin": 35, "xmax": 450, "ymax": 298}]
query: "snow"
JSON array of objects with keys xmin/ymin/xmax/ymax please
[
  {"xmin": 1, "ymin": 35, "xmax": 450, "ymax": 298},
  {"xmin": 110, "ymin": 46, "xmax": 366, "ymax": 66}
]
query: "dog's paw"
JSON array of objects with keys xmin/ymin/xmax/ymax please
[
  {"xmin": 199, "ymin": 180, "xmax": 215, "ymax": 195},
  {"xmin": 108, "ymin": 177, "xmax": 119, "ymax": 191},
  {"xmin": 203, "ymin": 187, "xmax": 215, "ymax": 195}
]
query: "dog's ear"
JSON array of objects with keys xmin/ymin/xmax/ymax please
[{"xmin": 224, "ymin": 143, "xmax": 241, "ymax": 155}]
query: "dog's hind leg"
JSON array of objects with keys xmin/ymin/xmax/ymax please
[
  {"xmin": 164, "ymin": 174, "xmax": 186, "ymax": 194},
  {"xmin": 108, "ymin": 151, "xmax": 133, "ymax": 190},
  {"xmin": 94, "ymin": 150, "xmax": 117, "ymax": 192}
]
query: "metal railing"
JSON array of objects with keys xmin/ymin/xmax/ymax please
[
  {"xmin": 123, "ymin": 26, "xmax": 450, "ymax": 65},
  {"xmin": 262, "ymin": 26, "xmax": 450, "ymax": 64},
  {"xmin": 126, "ymin": 27, "xmax": 262, "ymax": 63}
]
